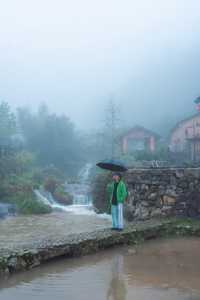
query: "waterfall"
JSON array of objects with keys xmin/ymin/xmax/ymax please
[
  {"xmin": 64, "ymin": 163, "xmax": 93, "ymax": 212},
  {"xmin": 34, "ymin": 189, "xmax": 71, "ymax": 212},
  {"xmin": 34, "ymin": 163, "xmax": 94, "ymax": 215},
  {"xmin": 34, "ymin": 163, "xmax": 111, "ymax": 219},
  {"xmin": 66, "ymin": 163, "xmax": 93, "ymax": 207},
  {"xmin": 78, "ymin": 163, "xmax": 92, "ymax": 184}
]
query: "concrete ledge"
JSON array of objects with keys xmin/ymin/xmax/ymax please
[{"xmin": 1, "ymin": 219, "xmax": 200, "ymax": 277}]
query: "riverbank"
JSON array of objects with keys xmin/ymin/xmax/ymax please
[{"xmin": 0, "ymin": 215, "xmax": 200, "ymax": 278}]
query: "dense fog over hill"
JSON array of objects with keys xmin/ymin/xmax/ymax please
[{"xmin": 0, "ymin": 0, "xmax": 200, "ymax": 133}]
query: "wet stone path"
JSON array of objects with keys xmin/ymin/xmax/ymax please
[
  {"xmin": 0, "ymin": 212, "xmax": 111, "ymax": 253},
  {"xmin": 0, "ymin": 213, "xmax": 200, "ymax": 278}
]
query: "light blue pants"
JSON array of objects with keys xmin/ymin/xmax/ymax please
[{"xmin": 111, "ymin": 204, "xmax": 124, "ymax": 229}]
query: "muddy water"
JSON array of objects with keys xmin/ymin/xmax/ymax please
[{"xmin": 0, "ymin": 238, "xmax": 200, "ymax": 300}]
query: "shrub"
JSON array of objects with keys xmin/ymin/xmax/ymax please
[
  {"xmin": 91, "ymin": 172, "xmax": 112, "ymax": 214},
  {"xmin": 53, "ymin": 185, "xmax": 73, "ymax": 205},
  {"xmin": 11, "ymin": 192, "xmax": 52, "ymax": 214},
  {"xmin": 0, "ymin": 174, "xmax": 52, "ymax": 215},
  {"xmin": 44, "ymin": 176, "xmax": 58, "ymax": 194}
]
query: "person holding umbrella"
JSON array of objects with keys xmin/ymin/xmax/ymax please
[
  {"xmin": 96, "ymin": 159, "xmax": 128, "ymax": 231},
  {"xmin": 107, "ymin": 173, "xmax": 127, "ymax": 231}
]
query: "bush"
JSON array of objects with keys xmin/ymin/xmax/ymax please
[
  {"xmin": 14, "ymin": 151, "xmax": 36, "ymax": 173},
  {"xmin": 11, "ymin": 193, "xmax": 52, "ymax": 214},
  {"xmin": 44, "ymin": 176, "xmax": 59, "ymax": 194},
  {"xmin": 91, "ymin": 172, "xmax": 112, "ymax": 214},
  {"xmin": 0, "ymin": 174, "xmax": 52, "ymax": 215},
  {"xmin": 53, "ymin": 185, "xmax": 73, "ymax": 205}
]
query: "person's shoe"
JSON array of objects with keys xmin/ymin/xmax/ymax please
[
  {"xmin": 111, "ymin": 228, "xmax": 118, "ymax": 230},
  {"xmin": 117, "ymin": 228, "xmax": 123, "ymax": 231}
]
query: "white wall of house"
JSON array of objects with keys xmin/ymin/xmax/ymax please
[{"xmin": 170, "ymin": 114, "xmax": 200, "ymax": 152}]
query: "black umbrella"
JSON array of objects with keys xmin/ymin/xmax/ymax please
[
  {"xmin": 194, "ymin": 96, "xmax": 200, "ymax": 104},
  {"xmin": 96, "ymin": 159, "xmax": 128, "ymax": 172}
]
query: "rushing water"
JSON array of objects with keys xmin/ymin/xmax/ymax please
[
  {"xmin": 0, "ymin": 163, "xmax": 111, "ymax": 251},
  {"xmin": 0, "ymin": 237, "xmax": 200, "ymax": 300},
  {"xmin": 34, "ymin": 163, "xmax": 99, "ymax": 216}
]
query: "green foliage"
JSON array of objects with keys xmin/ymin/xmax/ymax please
[
  {"xmin": 20, "ymin": 199, "xmax": 52, "ymax": 214},
  {"xmin": 14, "ymin": 151, "xmax": 36, "ymax": 173},
  {"xmin": 0, "ymin": 151, "xmax": 36, "ymax": 179},
  {"xmin": 43, "ymin": 176, "xmax": 73, "ymax": 205},
  {"xmin": 0, "ymin": 101, "xmax": 16, "ymax": 138},
  {"xmin": 55, "ymin": 185, "xmax": 70, "ymax": 197},
  {"xmin": 0, "ymin": 155, "xmax": 17, "ymax": 179},
  {"xmin": 0, "ymin": 152, "xmax": 52, "ymax": 214},
  {"xmin": 0, "ymin": 174, "xmax": 52, "ymax": 214},
  {"xmin": 0, "ymin": 101, "xmax": 81, "ymax": 214},
  {"xmin": 91, "ymin": 172, "xmax": 112, "ymax": 214},
  {"xmin": 44, "ymin": 176, "xmax": 58, "ymax": 194},
  {"xmin": 10, "ymin": 192, "xmax": 52, "ymax": 215},
  {"xmin": 53, "ymin": 185, "xmax": 73, "ymax": 205}
]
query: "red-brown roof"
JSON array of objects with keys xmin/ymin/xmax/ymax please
[
  {"xmin": 119, "ymin": 125, "xmax": 160, "ymax": 140},
  {"xmin": 170, "ymin": 113, "xmax": 200, "ymax": 136}
]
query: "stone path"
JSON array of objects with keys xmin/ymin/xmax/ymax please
[
  {"xmin": 0, "ymin": 214, "xmax": 199, "ymax": 278},
  {"xmin": 0, "ymin": 212, "xmax": 111, "ymax": 252}
]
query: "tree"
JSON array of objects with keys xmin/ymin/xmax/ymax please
[
  {"xmin": 18, "ymin": 104, "xmax": 85, "ymax": 177},
  {"xmin": 0, "ymin": 101, "xmax": 16, "ymax": 139},
  {"xmin": 104, "ymin": 98, "xmax": 120, "ymax": 158}
]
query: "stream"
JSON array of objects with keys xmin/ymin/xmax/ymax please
[
  {"xmin": 0, "ymin": 237, "xmax": 200, "ymax": 299},
  {"xmin": 0, "ymin": 163, "xmax": 109, "ymax": 219},
  {"xmin": 35, "ymin": 163, "xmax": 108, "ymax": 217}
]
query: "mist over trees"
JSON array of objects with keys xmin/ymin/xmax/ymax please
[
  {"xmin": 84, "ymin": 99, "xmax": 124, "ymax": 162},
  {"xmin": 0, "ymin": 101, "xmax": 87, "ymax": 214},
  {"xmin": 17, "ymin": 104, "xmax": 85, "ymax": 177},
  {"xmin": 0, "ymin": 102, "xmax": 16, "ymax": 139}
]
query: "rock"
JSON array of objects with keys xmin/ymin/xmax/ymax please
[
  {"xmin": 141, "ymin": 201, "xmax": 149, "ymax": 207},
  {"xmin": 7, "ymin": 257, "xmax": 17, "ymax": 269},
  {"xmin": 170, "ymin": 176, "xmax": 176, "ymax": 185},
  {"xmin": 175, "ymin": 170, "xmax": 184, "ymax": 178},
  {"xmin": 162, "ymin": 195, "xmax": 176, "ymax": 206},
  {"xmin": 151, "ymin": 208, "xmax": 162, "ymax": 218},
  {"xmin": 148, "ymin": 193, "xmax": 157, "ymax": 201},
  {"xmin": 128, "ymin": 248, "xmax": 137, "ymax": 255},
  {"xmin": 161, "ymin": 283, "xmax": 170, "ymax": 289},
  {"xmin": 134, "ymin": 206, "xmax": 149, "ymax": 220},
  {"xmin": 124, "ymin": 205, "xmax": 135, "ymax": 222},
  {"xmin": 189, "ymin": 182, "xmax": 195, "ymax": 190},
  {"xmin": 53, "ymin": 191, "xmax": 73, "ymax": 205}
]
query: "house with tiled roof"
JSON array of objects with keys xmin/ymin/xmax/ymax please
[
  {"xmin": 120, "ymin": 126, "xmax": 160, "ymax": 155},
  {"xmin": 169, "ymin": 97, "xmax": 200, "ymax": 163}
]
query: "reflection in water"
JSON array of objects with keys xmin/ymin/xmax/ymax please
[
  {"xmin": 107, "ymin": 255, "xmax": 127, "ymax": 300},
  {"xmin": 0, "ymin": 238, "xmax": 200, "ymax": 300}
]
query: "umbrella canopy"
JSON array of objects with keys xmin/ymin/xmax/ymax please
[
  {"xmin": 194, "ymin": 96, "xmax": 200, "ymax": 104},
  {"xmin": 96, "ymin": 159, "xmax": 128, "ymax": 172}
]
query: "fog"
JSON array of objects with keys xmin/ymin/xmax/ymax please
[{"xmin": 0, "ymin": 0, "xmax": 200, "ymax": 133}]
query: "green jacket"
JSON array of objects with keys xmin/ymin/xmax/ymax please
[{"xmin": 107, "ymin": 180, "xmax": 128, "ymax": 204}]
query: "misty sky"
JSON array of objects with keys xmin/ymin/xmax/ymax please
[{"xmin": 0, "ymin": 0, "xmax": 200, "ymax": 133}]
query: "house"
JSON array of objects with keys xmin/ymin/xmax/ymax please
[
  {"xmin": 169, "ymin": 113, "xmax": 200, "ymax": 162},
  {"xmin": 120, "ymin": 126, "xmax": 160, "ymax": 155}
]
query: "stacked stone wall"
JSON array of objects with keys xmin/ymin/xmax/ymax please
[{"xmin": 124, "ymin": 168, "xmax": 200, "ymax": 220}]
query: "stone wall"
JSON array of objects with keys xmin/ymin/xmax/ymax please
[{"xmin": 124, "ymin": 168, "xmax": 200, "ymax": 220}]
